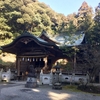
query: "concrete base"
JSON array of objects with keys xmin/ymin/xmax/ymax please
[
  {"xmin": 25, "ymin": 82, "xmax": 38, "ymax": 88},
  {"xmin": 25, "ymin": 77, "xmax": 38, "ymax": 88},
  {"xmin": 52, "ymin": 82, "xmax": 62, "ymax": 90}
]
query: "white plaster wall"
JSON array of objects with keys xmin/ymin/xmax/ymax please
[
  {"xmin": 40, "ymin": 73, "xmax": 88, "ymax": 85},
  {"xmin": 1, "ymin": 69, "xmax": 11, "ymax": 82},
  {"xmin": 41, "ymin": 74, "xmax": 51, "ymax": 84}
]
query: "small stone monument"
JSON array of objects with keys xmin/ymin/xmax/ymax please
[
  {"xmin": 52, "ymin": 62, "xmax": 62, "ymax": 90},
  {"xmin": 39, "ymin": 69, "xmax": 43, "ymax": 85},
  {"xmin": 25, "ymin": 65, "xmax": 38, "ymax": 88}
]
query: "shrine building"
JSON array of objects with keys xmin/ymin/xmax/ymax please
[{"xmin": 1, "ymin": 30, "xmax": 69, "ymax": 76}]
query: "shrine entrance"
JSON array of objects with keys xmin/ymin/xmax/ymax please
[
  {"xmin": 17, "ymin": 57, "xmax": 47, "ymax": 76},
  {"xmin": 19, "ymin": 57, "xmax": 44, "ymax": 71}
]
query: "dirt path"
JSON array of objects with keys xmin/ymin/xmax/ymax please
[{"xmin": 0, "ymin": 85, "xmax": 100, "ymax": 100}]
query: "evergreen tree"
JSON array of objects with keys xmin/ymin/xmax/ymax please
[
  {"xmin": 77, "ymin": 1, "xmax": 93, "ymax": 32},
  {"xmin": 93, "ymin": 3, "xmax": 100, "ymax": 44}
]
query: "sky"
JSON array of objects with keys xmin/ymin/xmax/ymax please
[{"xmin": 38, "ymin": 0, "xmax": 100, "ymax": 16}]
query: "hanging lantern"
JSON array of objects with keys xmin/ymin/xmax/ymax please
[
  {"xmin": 22, "ymin": 57, "xmax": 24, "ymax": 61},
  {"xmin": 28, "ymin": 58, "xmax": 30, "ymax": 61},
  {"xmin": 33, "ymin": 58, "xmax": 34, "ymax": 61}
]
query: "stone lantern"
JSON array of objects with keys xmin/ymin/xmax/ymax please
[
  {"xmin": 25, "ymin": 65, "xmax": 38, "ymax": 88},
  {"xmin": 52, "ymin": 62, "xmax": 62, "ymax": 90}
]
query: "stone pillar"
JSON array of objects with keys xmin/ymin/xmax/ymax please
[
  {"xmin": 39, "ymin": 69, "xmax": 43, "ymax": 85},
  {"xmin": 6, "ymin": 69, "xmax": 11, "ymax": 82},
  {"xmin": 49, "ymin": 69, "xmax": 53, "ymax": 85},
  {"xmin": 70, "ymin": 73, "xmax": 75, "ymax": 85},
  {"xmin": 59, "ymin": 71, "xmax": 62, "ymax": 82},
  {"xmin": 0, "ymin": 69, "xmax": 3, "ymax": 82},
  {"xmin": 86, "ymin": 73, "xmax": 89, "ymax": 83}
]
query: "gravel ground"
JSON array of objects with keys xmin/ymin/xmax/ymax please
[{"xmin": 0, "ymin": 84, "xmax": 100, "ymax": 100}]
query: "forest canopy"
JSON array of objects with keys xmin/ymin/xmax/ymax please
[{"xmin": 0, "ymin": 0, "xmax": 100, "ymax": 46}]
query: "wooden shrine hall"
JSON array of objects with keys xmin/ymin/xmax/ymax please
[{"xmin": 1, "ymin": 30, "xmax": 68, "ymax": 76}]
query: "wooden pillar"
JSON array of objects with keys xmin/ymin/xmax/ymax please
[
  {"xmin": 17, "ymin": 57, "xmax": 20, "ymax": 76},
  {"xmin": 73, "ymin": 52, "xmax": 76, "ymax": 72},
  {"xmin": 99, "ymin": 72, "xmax": 100, "ymax": 83},
  {"xmin": 15, "ymin": 56, "xmax": 18, "ymax": 70}
]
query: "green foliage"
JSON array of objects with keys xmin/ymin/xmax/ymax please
[
  {"xmin": 60, "ymin": 46, "xmax": 79, "ymax": 59},
  {"xmin": 63, "ymin": 85, "xmax": 81, "ymax": 92},
  {"xmin": 0, "ymin": 0, "xmax": 95, "ymax": 43},
  {"xmin": 61, "ymin": 62, "xmax": 73, "ymax": 72}
]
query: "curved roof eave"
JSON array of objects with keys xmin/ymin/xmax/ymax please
[
  {"xmin": 55, "ymin": 33, "xmax": 86, "ymax": 47},
  {"xmin": 39, "ymin": 30, "xmax": 60, "ymax": 45},
  {"xmin": 1, "ymin": 31, "xmax": 61, "ymax": 53}
]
